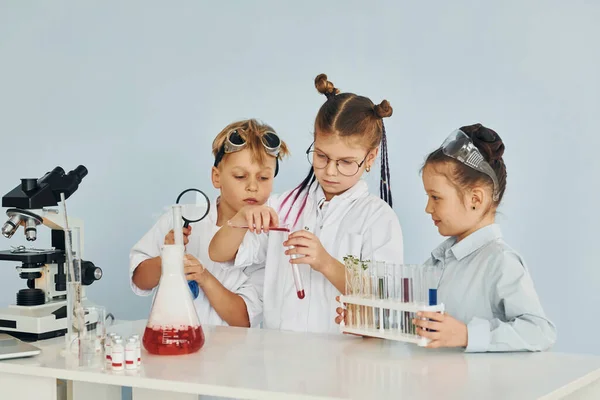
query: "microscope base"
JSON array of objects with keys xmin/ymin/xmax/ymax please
[{"xmin": 0, "ymin": 301, "xmax": 67, "ymax": 342}]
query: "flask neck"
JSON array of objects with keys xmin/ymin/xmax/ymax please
[{"xmin": 161, "ymin": 244, "xmax": 185, "ymax": 276}]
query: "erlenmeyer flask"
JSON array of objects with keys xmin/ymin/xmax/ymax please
[{"xmin": 142, "ymin": 205, "xmax": 205, "ymax": 355}]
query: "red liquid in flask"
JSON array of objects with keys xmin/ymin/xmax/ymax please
[
  {"xmin": 142, "ymin": 325, "xmax": 205, "ymax": 355},
  {"xmin": 297, "ymin": 290, "xmax": 305, "ymax": 299}
]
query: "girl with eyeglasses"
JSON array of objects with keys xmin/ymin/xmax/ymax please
[{"xmin": 209, "ymin": 74, "xmax": 403, "ymax": 333}]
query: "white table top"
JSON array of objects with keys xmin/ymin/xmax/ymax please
[{"xmin": 1, "ymin": 320, "xmax": 599, "ymax": 400}]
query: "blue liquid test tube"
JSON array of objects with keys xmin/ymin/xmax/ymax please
[{"xmin": 427, "ymin": 266, "xmax": 441, "ymax": 306}]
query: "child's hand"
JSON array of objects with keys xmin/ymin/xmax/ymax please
[
  {"xmin": 335, "ymin": 296, "xmax": 370, "ymax": 337},
  {"xmin": 164, "ymin": 226, "xmax": 192, "ymax": 245},
  {"xmin": 284, "ymin": 230, "xmax": 335, "ymax": 273},
  {"xmin": 229, "ymin": 205, "xmax": 279, "ymax": 233},
  {"xmin": 413, "ymin": 311, "xmax": 468, "ymax": 348},
  {"xmin": 334, "ymin": 295, "xmax": 347, "ymax": 325},
  {"xmin": 184, "ymin": 254, "xmax": 208, "ymax": 284}
]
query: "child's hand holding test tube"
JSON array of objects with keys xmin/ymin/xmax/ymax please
[
  {"xmin": 226, "ymin": 205, "xmax": 280, "ymax": 233},
  {"xmin": 412, "ymin": 312, "xmax": 467, "ymax": 348},
  {"xmin": 226, "ymin": 205, "xmax": 305, "ymax": 300},
  {"xmin": 283, "ymin": 230, "xmax": 340, "ymax": 300}
]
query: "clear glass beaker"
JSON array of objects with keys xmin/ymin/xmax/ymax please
[
  {"xmin": 70, "ymin": 305, "xmax": 107, "ymax": 368},
  {"xmin": 65, "ymin": 227, "xmax": 84, "ymax": 349}
]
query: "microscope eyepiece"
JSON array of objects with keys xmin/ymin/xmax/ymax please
[
  {"xmin": 2, "ymin": 165, "xmax": 88, "ymax": 209},
  {"xmin": 69, "ymin": 165, "xmax": 88, "ymax": 182}
]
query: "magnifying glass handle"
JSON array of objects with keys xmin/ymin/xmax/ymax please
[
  {"xmin": 188, "ymin": 280, "xmax": 199, "ymax": 299},
  {"xmin": 183, "ymin": 220, "xmax": 190, "ymax": 228}
]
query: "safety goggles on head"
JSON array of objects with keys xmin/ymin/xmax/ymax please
[
  {"xmin": 214, "ymin": 129, "xmax": 282, "ymax": 176},
  {"xmin": 223, "ymin": 129, "xmax": 281, "ymax": 157},
  {"xmin": 441, "ymin": 129, "xmax": 500, "ymax": 201}
]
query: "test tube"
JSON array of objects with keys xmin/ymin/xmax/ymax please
[
  {"xmin": 372, "ymin": 262, "xmax": 379, "ymax": 330},
  {"xmin": 410, "ymin": 265, "xmax": 419, "ymax": 335},
  {"xmin": 427, "ymin": 266, "xmax": 442, "ymax": 306},
  {"xmin": 375, "ymin": 261, "xmax": 387, "ymax": 330},
  {"xmin": 354, "ymin": 263, "xmax": 362, "ymax": 329},
  {"xmin": 344, "ymin": 268, "xmax": 352, "ymax": 328},
  {"xmin": 402, "ymin": 265, "xmax": 414, "ymax": 335},
  {"xmin": 291, "ymin": 263, "xmax": 305, "ymax": 299},
  {"xmin": 393, "ymin": 263, "xmax": 402, "ymax": 333},
  {"xmin": 172, "ymin": 205, "xmax": 184, "ymax": 246},
  {"xmin": 386, "ymin": 263, "xmax": 399, "ymax": 330},
  {"xmin": 415, "ymin": 264, "xmax": 424, "ymax": 305},
  {"xmin": 363, "ymin": 261, "xmax": 374, "ymax": 329},
  {"xmin": 285, "ymin": 228, "xmax": 305, "ymax": 300},
  {"xmin": 383, "ymin": 262, "xmax": 394, "ymax": 330},
  {"xmin": 345, "ymin": 266, "xmax": 359, "ymax": 328}
]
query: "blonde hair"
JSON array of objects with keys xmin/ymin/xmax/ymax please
[{"xmin": 212, "ymin": 119, "xmax": 290, "ymax": 168}]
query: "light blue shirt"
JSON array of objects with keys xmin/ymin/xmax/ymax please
[{"xmin": 423, "ymin": 224, "xmax": 556, "ymax": 352}]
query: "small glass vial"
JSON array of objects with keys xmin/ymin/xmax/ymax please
[
  {"xmin": 125, "ymin": 338, "xmax": 137, "ymax": 370},
  {"xmin": 130, "ymin": 334, "xmax": 142, "ymax": 366},
  {"xmin": 105, "ymin": 333, "xmax": 116, "ymax": 362},
  {"xmin": 111, "ymin": 338, "xmax": 124, "ymax": 371}
]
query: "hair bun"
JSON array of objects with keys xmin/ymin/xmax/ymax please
[
  {"xmin": 374, "ymin": 100, "xmax": 393, "ymax": 118},
  {"xmin": 315, "ymin": 74, "xmax": 339, "ymax": 98},
  {"xmin": 460, "ymin": 123, "xmax": 505, "ymax": 161}
]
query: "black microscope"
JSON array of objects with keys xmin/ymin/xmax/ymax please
[{"xmin": 0, "ymin": 166, "xmax": 102, "ymax": 341}]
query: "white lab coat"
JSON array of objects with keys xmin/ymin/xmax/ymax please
[
  {"xmin": 234, "ymin": 180, "xmax": 404, "ymax": 333},
  {"xmin": 129, "ymin": 199, "xmax": 264, "ymax": 327}
]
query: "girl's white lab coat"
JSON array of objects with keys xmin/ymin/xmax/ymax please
[
  {"xmin": 129, "ymin": 199, "xmax": 264, "ymax": 327},
  {"xmin": 234, "ymin": 180, "xmax": 404, "ymax": 333}
]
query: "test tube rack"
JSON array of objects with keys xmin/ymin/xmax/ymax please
[{"xmin": 339, "ymin": 295, "xmax": 445, "ymax": 346}]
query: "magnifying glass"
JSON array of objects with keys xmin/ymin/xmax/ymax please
[
  {"xmin": 175, "ymin": 188, "xmax": 211, "ymax": 299},
  {"xmin": 176, "ymin": 188, "xmax": 210, "ymax": 228}
]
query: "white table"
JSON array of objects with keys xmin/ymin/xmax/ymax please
[{"xmin": 0, "ymin": 320, "xmax": 599, "ymax": 400}]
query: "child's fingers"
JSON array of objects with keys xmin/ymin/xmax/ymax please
[
  {"xmin": 245, "ymin": 213, "xmax": 254, "ymax": 233},
  {"xmin": 184, "ymin": 264, "xmax": 202, "ymax": 274},
  {"xmin": 416, "ymin": 327, "xmax": 441, "ymax": 340},
  {"xmin": 164, "ymin": 230, "xmax": 174, "ymax": 244},
  {"xmin": 182, "ymin": 227, "xmax": 192, "ymax": 244},
  {"xmin": 284, "ymin": 237, "xmax": 312, "ymax": 248},
  {"xmin": 286, "ymin": 246, "xmax": 314, "ymax": 260},
  {"xmin": 260, "ymin": 210, "xmax": 271, "ymax": 232},
  {"xmin": 334, "ymin": 306, "xmax": 348, "ymax": 326},
  {"xmin": 285, "ymin": 244, "xmax": 311, "ymax": 256},
  {"xmin": 186, "ymin": 273, "xmax": 202, "ymax": 282},
  {"xmin": 288, "ymin": 230, "xmax": 315, "ymax": 240},
  {"xmin": 268, "ymin": 208, "xmax": 280, "ymax": 227},
  {"xmin": 289, "ymin": 255, "xmax": 312, "ymax": 265},
  {"xmin": 417, "ymin": 311, "xmax": 445, "ymax": 322},
  {"xmin": 413, "ymin": 318, "xmax": 442, "ymax": 331}
]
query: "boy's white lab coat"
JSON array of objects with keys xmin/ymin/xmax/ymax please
[
  {"xmin": 129, "ymin": 199, "xmax": 264, "ymax": 327},
  {"xmin": 234, "ymin": 180, "xmax": 404, "ymax": 334}
]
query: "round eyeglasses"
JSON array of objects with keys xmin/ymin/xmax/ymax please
[{"xmin": 306, "ymin": 144, "xmax": 369, "ymax": 177}]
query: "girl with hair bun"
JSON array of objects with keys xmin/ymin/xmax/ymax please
[
  {"xmin": 336, "ymin": 123, "xmax": 556, "ymax": 352},
  {"xmin": 210, "ymin": 74, "xmax": 403, "ymax": 333}
]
